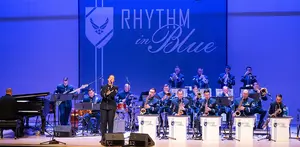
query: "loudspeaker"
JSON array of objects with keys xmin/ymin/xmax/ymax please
[
  {"xmin": 129, "ymin": 133, "xmax": 155, "ymax": 147},
  {"xmin": 54, "ymin": 125, "xmax": 72, "ymax": 137},
  {"xmin": 104, "ymin": 133, "xmax": 125, "ymax": 146}
]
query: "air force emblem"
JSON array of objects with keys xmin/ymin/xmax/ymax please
[{"xmin": 85, "ymin": 7, "xmax": 114, "ymax": 48}]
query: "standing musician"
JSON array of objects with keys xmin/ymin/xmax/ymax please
[
  {"xmin": 250, "ymin": 82, "xmax": 267, "ymax": 129},
  {"xmin": 241, "ymin": 66, "xmax": 257, "ymax": 88},
  {"xmin": 193, "ymin": 68, "xmax": 209, "ymax": 89},
  {"xmin": 200, "ymin": 89, "xmax": 217, "ymax": 116},
  {"xmin": 55, "ymin": 77, "xmax": 75, "ymax": 125},
  {"xmin": 141, "ymin": 88, "xmax": 160, "ymax": 115},
  {"xmin": 82, "ymin": 89, "xmax": 101, "ymax": 133},
  {"xmin": 218, "ymin": 66, "xmax": 235, "ymax": 89},
  {"xmin": 217, "ymin": 86, "xmax": 233, "ymax": 126},
  {"xmin": 171, "ymin": 89, "xmax": 190, "ymax": 116},
  {"xmin": 232, "ymin": 89, "xmax": 257, "ymax": 117},
  {"xmin": 169, "ymin": 66, "xmax": 184, "ymax": 88},
  {"xmin": 100, "ymin": 75, "xmax": 118, "ymax": 144}
]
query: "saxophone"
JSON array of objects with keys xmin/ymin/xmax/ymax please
[
  {"xmin": 203, "ymin": 100, "xmax": 209, "ymax": 116},
  {"xmin": 140, "ymin": 95, "xmax": 150, "ymax": 115},
  {"xmin": 234, "ymin": 98, "xmax": 244, "ymax": 117},
  {"xmin": 177, "ymin": 100, "xmax": 184, "ymax": 116},
  {"xmin": 262, "ymin": 104, "xmax": 282, "ymax": 129}
]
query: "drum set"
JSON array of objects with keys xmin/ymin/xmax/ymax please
[{"xmin": 115, "ymin": 94, "xmax": 141, "ymax": 132}]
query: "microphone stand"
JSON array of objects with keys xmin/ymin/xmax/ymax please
[
  {"xmin": 191, "ymin": 111, "xmax": 202, "ymax": 140},
  {"xmin": 222, "ymin": 113, "xmax": 239, "ymax": 141},
  {"xmin": 40, "ymin": 120, "xmax": 66, "ymax": 145},
  {"xmin": 290, "ymin": 110, "xmax": 300, "ymax": 141},
  {"xmin": 258, "ymin": 117, "xmax": 275, "ymax": 142}
]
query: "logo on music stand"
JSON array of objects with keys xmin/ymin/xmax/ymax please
[
  {"xmin": 171, "ymin": 121, "xmax": 175, "ymax": 126},
  {"xmin": 274, "ymin": 123, "xmax": 277, "ymax": 128},
  {"xmin": 238, "ymin": 122, "xmax": 241, "ymax": 127},
  {"xmin": 140, "ymin": 120, "xmax": 144, "ymax": 125},
  {"xmin": 204, "ymin": 122, "xmax": 207, "ymax": 126}
]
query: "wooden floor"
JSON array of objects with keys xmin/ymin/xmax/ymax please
[{"xmin": 0, "ymin": 133, "xmax": 299, "ymax": 147}]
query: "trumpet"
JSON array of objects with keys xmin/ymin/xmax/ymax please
[
  {"xmin": 234, "ymin": 99, "xmax": 244, "ymax": 117},
  {"xmin": 166, "ymin": 92, "xmax": 172, "ymax": 97},
  {"xmin": 260, "ymin": 88, "xmax": 268, "ymax": 97}
]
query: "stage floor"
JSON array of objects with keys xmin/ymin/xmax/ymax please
[
  {"xmin": 0, "ymin": 135, "xmax": 299, "ymax": 147},
  {"xmin": 0, "ymin": 131, "xmax": 300, "ymax": 147}
]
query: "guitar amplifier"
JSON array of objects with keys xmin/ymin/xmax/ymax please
[
  {"xmin": 54, "ymin": 125, "xmax": 72, "ymax": 137},
  {"xmin": 113, "ymin": 119, "xmax": 125, "ymax": 133}
]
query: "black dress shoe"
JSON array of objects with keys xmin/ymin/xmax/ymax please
[{"xmin": 100, "ymin": 140, "xmax": 106, "ymax": 146}]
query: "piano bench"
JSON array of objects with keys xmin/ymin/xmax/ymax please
[{"xmin": 0, "ymin": 120, "xmax": 22, "ymax": 139}]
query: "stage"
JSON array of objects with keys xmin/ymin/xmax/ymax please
[
  {"xmin": 0, "ymin": 128, "xmax": 299, "ymax": 147},
  {"xmin": 0, "ymin": 135, "xmax": 299, "ymax": 147}
]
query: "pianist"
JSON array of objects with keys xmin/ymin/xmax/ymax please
[
  {"xmin": 54, "ymin": 77, "xmax": 74, "ymax": 125},
  {"xmin": 82, "ymin": 89, "xmax": 101, "ymax": 133},
  {"xmin": 0, "ymin": 88, "xmax": 22, "ymax": 137}
]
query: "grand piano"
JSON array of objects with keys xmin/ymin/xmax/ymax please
[{"xmin": 13, "ymin": 92, "xmax": 50, "ymax": 135}]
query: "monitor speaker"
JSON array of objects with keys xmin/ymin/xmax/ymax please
[
  {"xmin": 128, "ymin": 133, "xmax": 155, "ymax": 147},
  {"xmin": 104, "ymin": 133, "xmax": 125, "ymax": 146}
]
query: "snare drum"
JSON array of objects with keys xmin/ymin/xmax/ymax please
[{"xmin": 117, "ymin": 103, "xmax": 126, "ymax": 112}]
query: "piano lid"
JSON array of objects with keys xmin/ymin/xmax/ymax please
[{"xmin": 13, "ymin": 92, "xmax": 50, "ymax": 98}]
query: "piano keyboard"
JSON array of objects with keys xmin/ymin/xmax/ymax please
[{"xmin": 18, "ymin": 110, "xmax": 39, "ymax": 113}]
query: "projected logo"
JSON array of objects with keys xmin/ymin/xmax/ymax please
[{"xmin": 85, "ymin": 7, "xmax": 114, "ymax": 48}]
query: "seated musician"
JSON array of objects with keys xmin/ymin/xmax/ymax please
[
  {"xmin": 116, "ymin": 84, "xmax": 131, "ymax": 105},
  {"xmin": 250, "ymin": 82, "xmax": 267, "ymax": 129},
  {"xmin": 0, "ymin": 88, "xmax": 22, "ymax": 137},
  {"xmin": 158, "ymin": 84, "xmax": 173, "ymax": 139},
  {"xmin": 262, "ymin": 94, "xmax": 287, "ymax": 129},
  {"xmin": 232, "ymin": 89, "xmax": 257, "ymax": 117},
  {"xmin": 268, "ymin": 94, "xmax": 287, "ymax": 117},
  {"xmin": 82, "ymin": 89, "xmax": 101, "ymax": 133},
  {"xmin": 240, "ymin": 66, "xmax": 257, "ymax": 89},
  {"xmin": 218, "ymin": 65, "xmax": 235, "ymax": 89},
  {"xmin": 171, "ymin": 89, "xmax": 190, "ymax": 116},
  {"xmin": 158, "ymin": 84, "xmax": 173, "ymax": 115},
  {"xmin": 189, "ymin": 85, "xmax": 203, "ymax": 137},
  {"xmin": 157, "ymin": 84, "xmax": 173, "ymax": 99},
  {"xmin": 217, "ymin": 86, "xmax": 233, "ymax": 126},
  {"xmin": 116, "ymin": 84, "xmax": 132, "ymax": 128},
  {"xmin": 55, "ymin": 77, "xmax": 74, "ymax": 125},
  {"xmin": 192, "ymin": 68, "xmax": 209, "ymax": 89},
  {"xmin": 141, "ymin": 88, "xmax": 160, "ymax": 115},
  {"xmin": 189, "ymin": 85, "xmax": 203, "ymax": 114},
  {"xmin": 168, "ymin": 66, "xmax": 184, "ymax": 88},
  {"xmin": 200, "ymin": 89, "xmax": 217, "ymax": 116}
]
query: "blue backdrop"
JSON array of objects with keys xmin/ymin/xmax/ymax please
[{"xmin": 79, "ymin": 0, "xmax": 227, "ymax": 94}]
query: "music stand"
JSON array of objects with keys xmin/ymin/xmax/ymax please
[
  {"xmin": 214, "ymin": 97, "xmax": 238, "ymax": 141},
  {"xmin": 290, "ymin": 109, "xmax": 300, "ymax": 141}
]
